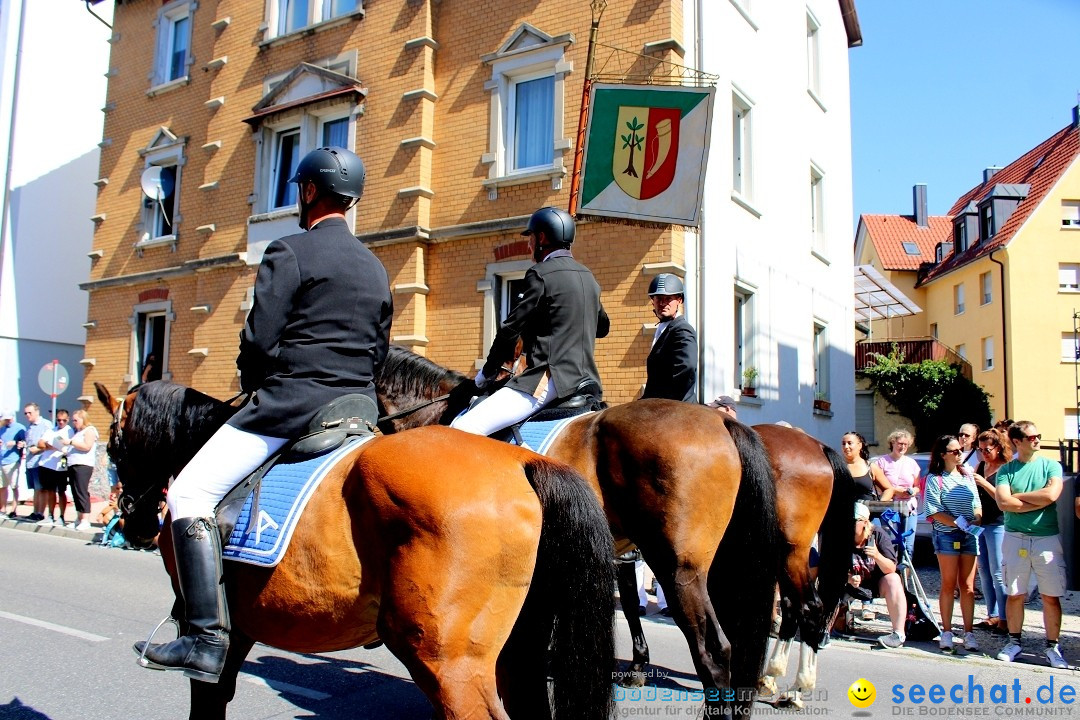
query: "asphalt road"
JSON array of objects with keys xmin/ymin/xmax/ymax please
[{"xmin": 3, "ymin": 526, "xmax": 1079, "ymax": 719}]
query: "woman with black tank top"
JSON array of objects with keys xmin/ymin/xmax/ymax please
[
  {"xmin": 972, "ymin": 427, "xmax": 1011, "ymax": 634},
  {"xmin": 841, "ymin": 432, "xmax": 895, "ymax": 503}
]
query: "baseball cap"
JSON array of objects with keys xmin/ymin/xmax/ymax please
[
  {"xmin": 706, "ymin": 395, "xmax": 737, "ymax": 410},
  {"xmin": 0, "ymin": 410, "xmax": 13, "ymax": 420},
  {"xmin": 853, "ymin": 502, "xmax": 870, "ymax": 522}
]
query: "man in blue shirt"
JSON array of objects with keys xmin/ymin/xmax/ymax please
[{"xmin": 1, "ymin": 410, "xmax": 26, "ymax": 518}]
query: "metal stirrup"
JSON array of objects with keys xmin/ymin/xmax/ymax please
[{"xmin": 136, "ymin": 616, "xmax": 180, "ymax": 668}]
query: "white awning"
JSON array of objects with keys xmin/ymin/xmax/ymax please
[{"xmin": 854, "ymin": 264, "xmax": 921, "ymax": 324}]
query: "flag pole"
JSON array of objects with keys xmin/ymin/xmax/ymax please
[{"xmin": 568, "ymin": 0, "xmax": 607, "ymax": 216}]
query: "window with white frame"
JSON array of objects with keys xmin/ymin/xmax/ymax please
[
  {"xmin": 153, "ymin": 1, "xmax": 192, "ymax": 87},
  {"xmin": 257, "ymin": 108, "xmax": 355, "ymax": 214},
  {"xmin": 1060, "ymin": 263, "xmax": 1080, "ymax": 291},
  {"xmin": 1064, "ymin": 201, "xmax": 1080, "ymax": 228},
  {"xmin": 813, "ymin": 321, "xmax": 829, "ymax": 400},
  {"xmin": 734, "ymin": 285, "xmax": 755, "ymax": 391},
  {"xmin": 130, "ymin": 299, "xmax": 173, "ymax": 383},
  {"xmin": 954, "ymin": 283, "xmax": 965, "ymax": 314},
  {"xmin": 1064, "ymin": 408, "xmax": 1079, "ymax": 440},
  {"xmin": 1062, "ymin": 333, "xmax": 1079, "ymax": 363},
  {"xmin": 982, "ymin": 336, "xmax": 994, "ymax": 371},
  {"xmin": 482, "ymin": 26, "xmax": 572, "ymax": 195},
  {"xmin": 806, "ymin": 11, "xmax": 821, "ymax": 99},
  {"xmin": 980, "ymin": 203, "xmax": 994, "ymax": 240},
  {"xmin": 269, "ymin": 0, "xmax": 361, "ymax": 39},
  {"xmin": 139, "ymin": 130, "xmax": 185, "ymax": 248},
  {"xmin": 810, "ymin": 164, "xmax": 825, "ymax": 255},
  {"xmin": 956, "ymin": 343, "xmax": 967, "ymax": 360},
  {"xmin": 980, "ymin": 271, "xmax": 992, "ymax": 305},
  {"xmin": 732, "ymin": 88, "xmax": 754, "ymax": 200},
  {"xmin": 477, "ymin": 259, "xmax": 534, "ymax": 365}
]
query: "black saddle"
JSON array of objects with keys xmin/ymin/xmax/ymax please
[{"xmin": 214, "ymin": 394, "xmax": 379, "ymax": 543}]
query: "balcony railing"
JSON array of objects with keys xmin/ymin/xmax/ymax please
[{"xmin": 856, "ymin": 337, "xmax": 972, "ymax": 379}]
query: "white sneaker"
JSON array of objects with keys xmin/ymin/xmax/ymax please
[
  {"xmin": 35, "ymin": 516, "xmax": 54, "ymax": 527},
  {"xmin": 939, "ymin": 630, "xmax": 954, "ymax": 651},
  {"xmin": 75, "ymin": 521, "xmax": 92, "ymax": 532},
  {"xmin": 1045, "ymin": 645, "xmax": 1069, "ymax": 670},
  {"xmin": 997, "ymin": 641, "xmax": 1022, "ymax": 662},
  {"xmin": 964, "ymin": 632, "xmax": 979, "ymax": 651}
]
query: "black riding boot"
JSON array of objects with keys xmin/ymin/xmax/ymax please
[{"xmin": 134, "ymin": 516, "xmax": 230, "ymax": 683}]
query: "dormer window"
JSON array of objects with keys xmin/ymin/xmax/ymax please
[
  {"xmin": 953, "ymin": 221, "xmax": 968, "ymax": 252},
  {"xmin": 979, "ymin": 203, "xmax": 994, "ymax": 241}
]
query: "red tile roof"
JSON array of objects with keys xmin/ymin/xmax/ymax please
[
  {"xmin": 919, "ymin": 122, "xmax": 1079, "ymax": 284},
  {"xmin": 861, "ymin": 214, "xmax": 951, "ymax": 270}
]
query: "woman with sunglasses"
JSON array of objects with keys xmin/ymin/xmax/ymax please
[
  {"xmin": 924, "ymin": 434, "xmax": 982, "ymax": 653},
  {"xmin": 972, "ymin": 428, "xmax": 1012, "ymax": 634}
]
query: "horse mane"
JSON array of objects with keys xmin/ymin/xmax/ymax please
[{"xmin": 378, "ymin": 345, "xmax": 468, "ymax": 403}]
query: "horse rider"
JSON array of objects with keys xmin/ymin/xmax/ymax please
[
  {"xmin": 451, "ymin": 206, "xmax": 609, "ymax": 436},
  {"xmin": 640, "ymin": 273, "xmax": 698, "ymax": 403},
  {"xmin": 135, "ymin": 147, "xmax": 393, "ymax": 683}
]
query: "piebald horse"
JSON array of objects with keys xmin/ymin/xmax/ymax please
[
  {"xmin": 374, "ymin": 347, "xmax": 785, "ymax": 717},
  {"xmin": 96, "ymin": 381, "xmax": 616, "ymax": 720}
]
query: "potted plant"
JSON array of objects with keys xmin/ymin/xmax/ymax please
[
  {"xmin": 741, "ymin": 366, "xmax": 758, "ymax": 398},
  {"xmin": 813, "ymin": 391, "xmax": 831, "ymax": 412}
]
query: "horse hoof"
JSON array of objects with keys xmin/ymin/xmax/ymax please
[
  {"xmin": 758, "ymin": 676, "xmax": 779, "ymax": 697},
  {"xmin": 619, "ymin": 672, "xmax": 647, "ymax": 688},
  {"xmin": 777, "ymin": 692, "xmax": 804, "ymax": 709}
]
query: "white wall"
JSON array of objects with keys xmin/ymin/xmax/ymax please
[{"xmin": 685, "ymin": 0, "xmax": 857, "ymax": 435}]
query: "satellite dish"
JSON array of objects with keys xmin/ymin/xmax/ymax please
[{"xmin": 140, "ymin": 166, "xmax": 174, "ymax": 201}]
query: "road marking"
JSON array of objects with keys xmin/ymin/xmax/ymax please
[
  {"xmin": 0, "ymin": 610, "xmax": 109, "ymax": 642},
  {"xmin": 242, "ymin": 673, "xmax": 331, "ymax": 701}
]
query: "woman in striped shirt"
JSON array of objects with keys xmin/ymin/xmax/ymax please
[{"xmin": 925, "ymin": 434, "xmax": 983, "ymax": 654}]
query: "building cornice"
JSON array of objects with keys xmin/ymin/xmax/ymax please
[{"xmin": 80, "ymin": 253, "xmax": 248, "ymax": 291}]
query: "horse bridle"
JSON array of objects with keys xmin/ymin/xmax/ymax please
[{"xmin": 379, "ymin": 393, "xmax": 451, "ymax": 424}]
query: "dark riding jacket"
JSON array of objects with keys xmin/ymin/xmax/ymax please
[
  {"xmin": 482, "ymin": 251, "xmax": 609, "ymax": 400},
  {"xmin": 231, "ymin": 217, "xmax": 393, "ymax": 438},
  {"xmin": 642, "ymin": 315, "xmax": 698, "ymax": 403}
]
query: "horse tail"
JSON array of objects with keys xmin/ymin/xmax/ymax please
[
  {"xmin": 713, "ymin": 419, "xmax": 784, "ymax": 710},
  {"xmin": 518, "ymin": 458, "xmax": 616, "ymax": 720},
  {"xmin": 812, "ymin": 442, "xmax": 857, "ymax": 645}
]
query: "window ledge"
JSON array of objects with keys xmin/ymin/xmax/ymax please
[
  {"xmin": 731, "ymin": 191, "xmax": 761, "ymax": 218},
  {"xmin": 1062, "ymin": 225, "xmax": 1080, "ymax": 231},
  {"xmin": 813, "ymin": 408, "xmax": 834, "ymax": 418},
  {"xmin": 737, "ymin": 395, "xmax": 762, "ymax": 408},
  {"xmin": 811, "ymin": 249, "xmax": 830, "ymax": 266},
  {"xmin": 483, "ymin": 166, "xmax": 565, "ymax": 190},
  {"xmin": 249, "ymin": 206, "xmax": 299, "ymax": 224},
  {"xmin": 1060, "ymin": 287, "xmax": 1080, "ymax": 293},
  {"xmin": 136, "ymin": 234, "xmax": 177, "ymax": 252},
  {"xmin": 259, "ymin": 8, "xmax": 366, "ymax": 49},
  {"xmin": 807, "ymin": 88, "xmax": 827, "ymax": 112},
  {"xmin": 147, "ymin": 76, "xmax": 190, "ymax": 97},
  {"xmin": 729, "ymin": 0, "xmax": 759, "ymax": 30}
]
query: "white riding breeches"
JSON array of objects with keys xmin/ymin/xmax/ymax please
[
  {"xmin": 167, "ymin": 423, "xmax": 288, "ymax": 519},
  {"xmin": 450, "ymin": 378, "xmax": 555, "ymax": 437}
]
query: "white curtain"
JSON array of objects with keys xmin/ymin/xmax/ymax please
[{"xmin": 514, "ymin": 76, "xmax": 554, "ymax": 170}]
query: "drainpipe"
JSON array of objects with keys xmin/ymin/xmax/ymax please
[
  {"xmin": 0, "ymin": 0, "xmax": 27, "ymax": 294},
  {"xmin": 989, "ymin": 249, "xmax": 1008, "ymax": 419},
  {"xmin": 694, "ymin": 0, "xmax": 706, "ymax": 401}
]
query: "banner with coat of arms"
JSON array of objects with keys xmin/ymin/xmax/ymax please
[{"xmin": 578, "ymin": 83, "xmax": 715, "ymax": 227}]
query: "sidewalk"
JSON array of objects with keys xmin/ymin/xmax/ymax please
[{"xmin": 0, "ymin": 495, "xmax": 114, "ymax": 540}]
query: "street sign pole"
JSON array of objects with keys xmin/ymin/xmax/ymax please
[{"xmin": 51, "ymin": 360, "xmax": 58, "ymax": 422}]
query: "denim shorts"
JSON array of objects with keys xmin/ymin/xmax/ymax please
[{"xmin": 932, "ymin": 526, "xmax": 979, "ymax": 556}]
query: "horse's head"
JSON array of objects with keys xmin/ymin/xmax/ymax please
[
  {"xmin": 375, "ymin": 345, "xmax": 475, "ymax": 433},
  {"xmin": 95, "ymin": 382, "xmax": 167, "ymax": 547}
]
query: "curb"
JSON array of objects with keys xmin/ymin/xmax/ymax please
[{"xmin": 0, "ymin": 516, "xmax": 103, "ymax": 541}]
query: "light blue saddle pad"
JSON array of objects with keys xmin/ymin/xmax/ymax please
[
  {"xmin": 223, "ymin": 435, "xmax": 375, "ymax": 567},
  {"xmin": 510, "ymin": 414, "xmax": 592, "ymax": 455}
]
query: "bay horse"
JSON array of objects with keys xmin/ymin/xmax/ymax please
[
  {"xmin": 374, "ymin": 347, "xmax": 785, "ymax": 716},
  {"xmin": 94, "ymin": 381, "xmax": 615, "ymax": 720}
]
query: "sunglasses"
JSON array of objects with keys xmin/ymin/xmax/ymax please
[
  {"xmin": 957, "ymin": 432, "xmax": 971, "ymax": 438},
  {"xmin": 1024, "ymin": 434, "xmax": 1042, "ymax": 442},
  {"xmin": 944, "ymin": 448, "xmax": 962, "ymax": 456}
]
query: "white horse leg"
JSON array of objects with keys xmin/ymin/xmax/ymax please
[
  {"xmin": 778, "ymin": 642, "xmax": 818, "ymax": 708},
  {"xmin": 759, "ymin": 637, "xmax": 792, "ymax": 696}
]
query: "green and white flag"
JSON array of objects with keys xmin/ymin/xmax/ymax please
[{"xmin": 578, "ymin": 83, "xmax": 715, "ymax": 227}]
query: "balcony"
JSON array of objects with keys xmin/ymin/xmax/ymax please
[{"xmin": 856, "ymin": 337, "xmax": 972, "ymax": 379}]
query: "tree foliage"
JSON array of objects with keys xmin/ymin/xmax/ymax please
[{"xmin": 860, "ymin": 345, "xmax": 992, "ymax": 451}]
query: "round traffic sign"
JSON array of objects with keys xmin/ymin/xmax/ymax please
[{"xmin": 37, "ymin": 361, "xmax": 69, "ymax": 397}]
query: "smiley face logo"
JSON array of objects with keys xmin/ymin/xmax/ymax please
[{"xmin": 848, "ymin": 678, "xmax": 876, "ymax": 708}]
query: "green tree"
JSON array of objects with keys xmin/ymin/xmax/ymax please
[
  {"xmin": 620, "ymin": 116, "xmax": 644, "ymax": 178},
  {"xmin": 859, "ymin": 345, "xmax": 992, "ymax": 451}
]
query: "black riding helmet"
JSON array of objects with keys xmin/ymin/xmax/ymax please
[
  {"xmin": 522, "ymin": 206, "xmax": 575, "ymax": 247},
  {"xmin": 289, "ymin": 146, "xmax": 366, "ymax": 200},
  {"xmin": 648, "ymin": 273, "xmax": 685, "ymax": 297}
]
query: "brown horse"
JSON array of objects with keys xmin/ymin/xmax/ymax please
[
  {"xmin": 95, "ymin": 381, "xmax": 616, "ymax": 720},
  {"xmin": 752, "ymin": 423, "xmax": 855, "ymax": 703},
  {"xmin": 375, "ymin": 347, "xmax": 785, "ymax": 716}
]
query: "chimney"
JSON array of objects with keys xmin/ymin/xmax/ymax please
[
  {"xmin": 983, "ymin": 166, "xmax": 1003, "ymax": 183},
  {"xmin": 913, "ymin": 184, "xmax": 928, "ymax": 227}
]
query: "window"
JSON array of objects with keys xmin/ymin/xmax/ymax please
[
  {"xmin": 930, "ymin": 323, "xmax": 938, "ymax": 339},
  {"xmin": 478, "ymin": 259, "xmax": 534, "ymax": 363},
  {"xmin": 813, "ymin": 322, "xmax": 829, "ymax": 400},
  {"xmin": 810, "ymin": 165, "xmax": 825, "ymax": 255},
  {"xmin": 138, "ymin": 128, "xmax": 185, "ymax": 249},
  {"xmin": 264, "ymin": 112, "xmax": 351, "ymax": 212},
  {"xmin": 734, "ymin": 285, "xmax": 755, "ymax": 391},
  {"xmin": 956, "ymin": 343, "xmax": 967, "ymax": 360},
  {"xmin": 1062, "ymin": 333, "xmax": 1079, "ymax": 363},
  {"xmin": 482, "ymin": 25, "xmax": 572, "ymax": 197},
  {"xmin": 980, "ymin": 203, "xmax": 994, "ymax": 241},
  {"xmin": 1064, "ymin": 201, "xmax": 1080, "ymax": 228},
  {"xmin": 980, "ymin": 271, "xmax": 992, "ymax": 305},
  {"xmin": 270, "ymin": 0, "xmax": 361, "ymax": 39},
  {"xmin": 271, "ymin": 128, "xmax": 301, "ymax": 210},
  {"xmin": 1065, "ymin": 409, "xmax": 1079, "ymax": 440},
  {"xmin": 147, "ymin": 165, "xmax": 178, "ymax": 239},
  {"xmin": 954, "ymin": 221, "xmax": 968, "ymax": 252},
  {"xmin": 322, "ymin": 117, "xmax": 349, "ymax": 147},
  {"xmin": 499, "ymin": 274, "xmax": 528, "ymax": 322},
  {"xmin": 153, "ymin": 2, "xmax": 192, "ymax": 87},
  {"xmin": 902, "ymin": 242, "xmax": 920, "ymax": 255},
  {"xmin": 1060, "ymin": 263, "xmax": 1080, "ymax": 291},
  {"xmin": 954, "ymin": 283, "xmax": 965, "ymax": 314},
  {"xmin": 732, "ymin": 89, "xmax": 754, "ymax": 200},
  {"xmin": 982, "ymin": 336, "xmax": 994, "ymax": 371},
  {"xmin": 855, "ymin": 391, "xmax": 875, "ymax": 443},
  {"xmin": 129, "ymin": 298, "xmax": 173, "ymax": 384},
  {"xmin": 806, "ymin": 11, "xmax": 821, "ymax": 99}
]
